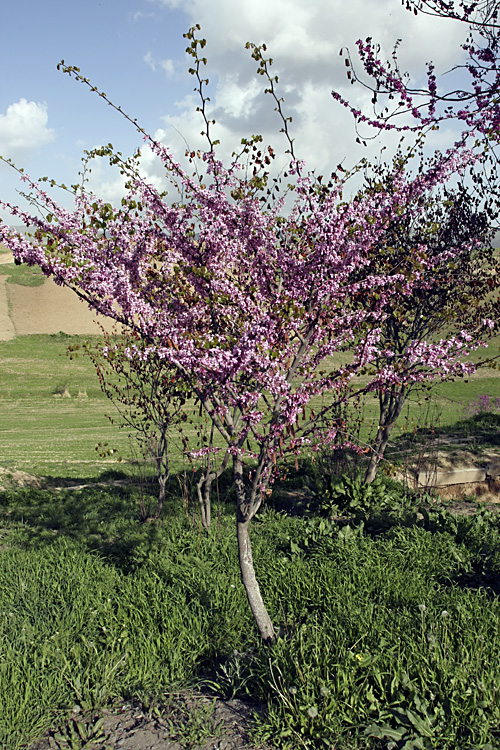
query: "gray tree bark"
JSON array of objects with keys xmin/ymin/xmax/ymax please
[
  {"xmin": 364, "ymin": 387, "xmax": 408, "ymax": 484},
  {"xmin": 233, "ymin": 454, "xmax": 275, "ymax": 643},
  {"xmin": 236, "ymin": 513, "xmax": 275, "ymax": 643}
]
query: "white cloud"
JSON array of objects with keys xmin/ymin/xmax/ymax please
[
  {"xmin": 144, "ymin": 51, "xmax": 157, "ymax": 72},
  {"xmin": 151, "ymin": 0, "xmax": 465, "ymax": 70},
  {"xmin": 215, "ymin": 76, "xmax": 262, "ymax": 120},
  {"xmin": 0, "ymin": 99, "xmax": 55, "ymax": 156},
  {"xmin": 145, "ymin": 0, "xmax": 469, "ymax": 182},
  {"xmin": 131, "ymin": 10, "xmax": 155, "ymax": 21},
  {"xmin": 85, "ymin": 158, "xmax": 129, "ymax": 206},
  {"xmin": 78, "ymin": 1, "xmax": 471, "ymax": 207},
  {"xmin": 160, "ymin": 59, "xmax": 175, "ymax": 77},
  {"xmin": 144, "ymin": 51, "xmax": 176, "ymax": 77}
]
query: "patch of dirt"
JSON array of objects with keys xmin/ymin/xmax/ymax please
[
  {"xmin": 0, "ymin": 250, "xmax": 117, "ymax": 340},
  {"xmin": 28, "ymin": 692, "xmax": 275, "ymax": 750},
  {"xmin": 433, "ymin": 478, "xmax": 500, "ymax": 506},
  {"xmin": 0, "ymin": 466, "xmax": 45, "ymax": 490}
]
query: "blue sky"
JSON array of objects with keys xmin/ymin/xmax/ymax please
[{"xmin": 0, "ymin": 0, "xmax": 470, "ymax": 223}]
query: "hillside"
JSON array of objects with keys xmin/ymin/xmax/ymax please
[{"xmin": 0, "ymin": 247, "xmax": 116, "ymax": 339}]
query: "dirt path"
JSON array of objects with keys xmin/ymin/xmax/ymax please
[{"xmin": 0, "ymin": 275, "xmax": 15, "ymax": 340}]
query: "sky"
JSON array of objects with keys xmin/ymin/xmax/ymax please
[{"xmin": 0, "ymin": 0, "xmax": 471, "ymax": 224}]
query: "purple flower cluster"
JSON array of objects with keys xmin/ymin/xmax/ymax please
[
  {"xmin": 332, "ymin": 18, "xmax": 500, "ymax": 146},
  {"xmin": 0, "ymin": 56, "xmax": 491, "ymax": 499},
  {"xmin": 462, "ymin": 393, "xmax": 500, "ymax": 417}
]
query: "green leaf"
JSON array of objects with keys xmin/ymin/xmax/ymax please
[
  {"xmin": 404, "ymin": 708, "xmax": 434, "ymax": 737},
  {"xmin": 364, "ymin": 723, "xmax": 407, "ymax": 741}
]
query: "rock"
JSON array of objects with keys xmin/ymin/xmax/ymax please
[
  {"xmin": 418, "ymin": 467, "xmax": 487, "ymax": 486},
  {"xmin": 486, "ymin": 460, "xmax": 500, "ymax": 479}
]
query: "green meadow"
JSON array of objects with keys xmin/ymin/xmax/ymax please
[
  {"xmin": 1, "ymin": 332, "xmax": 500, "ymax": 477},
  {"xmin": 1, "ymin": 332, "xmax": 500, "ymax": 749},
  {"xmin": 0, "ymin": 334, "xmax": 133, "ymax": 478}
]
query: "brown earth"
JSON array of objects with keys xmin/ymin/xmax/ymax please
[
  {"xmin": 28, "ymin": 692, "xmax": 275, "ymax": 750},
  {"xmin": 0, "ymin": 249, "xmax": 116, "ymax": 339}
]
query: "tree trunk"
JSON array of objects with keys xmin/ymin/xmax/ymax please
[
  {"xmin": 154, "ymin": 475, "xmax": 166, "ymax": 518},
  {"xmin": 364, "ymin": 422, "xmax": 396, "ymax": 484},
  {"xmin": 364, "ymin": 387, "xmax": 408, "ymax": 484},
  {"xmin": 196, "ymin": 449, "xmax": 230, "ymax": 531},
  {"xmin": 153, "ymin": 431, "xmax": 169, "ymax": 518},
  {"xmin": 232, "ymin": 453, "xmax": 275, "ymax": 642},
  {"xmin": 236, "ymin": 512, "xmax": 275, "ymax": 643},
  {"xmin": 196, "ymin": 473, "xmax": 212, "ymax": 530}
]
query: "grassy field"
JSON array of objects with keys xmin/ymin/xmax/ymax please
[
  {"xmin": 1, "ymin": 334, "xmax": 500, "ymax": 749},
  {"xmin": 0, "ymin": 334, "xmax": 133, "ymax": 478},
  {"xmin": 1, "ymin": 475, "xmax": 500, "ymax": 749},
  {"xmin": 0, "ymin": 333, "xmax": 215, "ymax": 479},
  {"xmin": 1, "ymin": 333, "xmax": 500, "ymax": 479}
]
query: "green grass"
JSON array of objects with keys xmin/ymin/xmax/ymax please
[
  {"xmin": 0, "ymin": 484, "xmax": 499, "ymax": 749},
  {"xmin": 0, "ymin": 334, "xmax": 132, "ymax": 478},
  {"xmin": 0, "ymin": 262, "xmax": 45, "ymax": 286},
  {"xmin": 1, "ymin": 333, "xmax": 499, "ymax": 479},
  {"xmin": 0, "ymin": 333, "xmax": 222, "ymax": 478},
  {"xmin": 1, "ymin": 333, "xmax": 500, "ymax": 749}
]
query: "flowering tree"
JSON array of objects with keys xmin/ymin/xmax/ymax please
[
  {"xmin": 354, "ymin": 158, "xmax": 498, "ymax": 482},
  {"xmin": 0, "ymin": 31, "xmax": 485, "ymax": 641},
  {"xmin": 333, "ymin": 0, "xmax": 500, "ymax": 136},
  {"xmin": 71, "ymin": 326, "xmax": 192, "ymax": 520},
  {"xmin": 332, "ymin": 0, "xmax": 500, "ymax": 221}
]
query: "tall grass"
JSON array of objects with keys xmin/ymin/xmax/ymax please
[{"xmin": 1, "ymin": 482, "xmax": 499, "ymax": 749}]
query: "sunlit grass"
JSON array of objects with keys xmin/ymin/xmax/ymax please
[
  {"xmin": 1, "ymin": 333, "xmax": 499, "ymax": 479},
  {"xmin": 0, "ymin": 261, "xmax": 45, "ymax": 287},
  {"xmin": 0, "ymin": 484, "xmax": 499, "ymax": 749}
]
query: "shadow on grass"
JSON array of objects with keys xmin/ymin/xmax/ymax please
[
  {"xmin": 415, "ymin": 503, "xmax": 500, "ymax": 598},
  {"xmin": 388, "ymin": 411, "xmax": 500, "ymax": 454},
  {"xmin": 0, "ymin": 467, "xmax": 234, "ymax": 573},
  {"xmin": 2, "ymin": 457, "xmax": 500, "ymax": 601},
  {"xmin": 3, "ymin": 461, "xmax": 244, "ymax": 567},
  {"xmin": 1, "ymin": 483, "xmax": 152, "ymax": 569},
  {"xmin": 456, "ymin": 564, "xmax": 500, "ymax": 597}
]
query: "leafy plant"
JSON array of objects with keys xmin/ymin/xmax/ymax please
[
  {"xmin": 51, "ymin": 715, "xmax": 111, "ymax": 750},
  {"xmin": 52, "ymin": 381, "xmax": 70, "ymax": 397},
  {"xmin": 205, "ymin": 649, "xmax": 259, "ymax": 700},
  {"xmin": 305, "ymin": 471, "xmax": 407, "ymax": 519}
]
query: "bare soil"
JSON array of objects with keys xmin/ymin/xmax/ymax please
[
  {"xmin": 0, "ymin": 250, "xmax": 115, "ymax": 339},
  {"xmin": 28, "ymin": 692, "xmax": 274, "ymax": 750}
]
